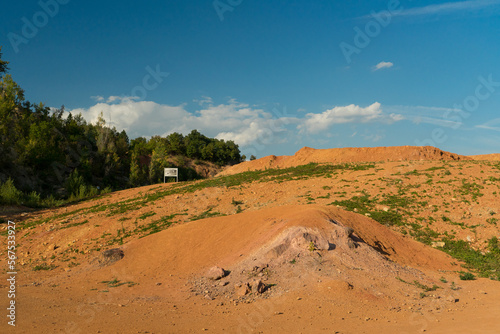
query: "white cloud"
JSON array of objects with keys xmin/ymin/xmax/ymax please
[
  {"xmin": 373, "ymin": 61, "xmax": 393, "ymax": 71},
  {"xmin": 384, "ymin": 105, "xmax": 465, "ymax": 128},
  {"xmin": 362, "ymin": 133, "xmax": 384, "ymax": 142},
  {"xmin": 70, "ymin": 98, "xmax": 412, "ymax": 148},
  {"xmin": 476, "ymin": 118, "xmax": 500, "ymax": 131},
  {"xmin": 299, "ymin": 102, "xmax": 402, "ymax": 133},
  {"xmin": 69, "ymin": 97, "xmax": 295, "ymax": 147},
  {"xmin": 91, "ymin": 95, "xmax": 104, "ymax": 102},
  {"xmin": 388, "ymin": 0, "xmax": 500, "ymax": 17},
  {"xmin": 193, "ymin": 96, "xmax": 213, "ymax": 106}
]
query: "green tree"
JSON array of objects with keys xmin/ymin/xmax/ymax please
[
  {"xmin": 166, "ymin": 132, "xmax": 185, "ymax": 155},
  {"xmin": 149, "ymin": 140, "xmax": 169, "ymax": 183},
  {"xmin": 0, "ymin": 47, "xmax": 8, "ymax": 75}
]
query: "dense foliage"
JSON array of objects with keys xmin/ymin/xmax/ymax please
[{"xmin": 0, "ymin": 50, "xmax": 242, "ymax": 206}]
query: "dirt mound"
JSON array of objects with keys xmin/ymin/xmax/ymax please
[
  {"xmin": 219, "ymin": 145, "xmax": 469, "ymax": 175},
  {"xmin": 93, "ymin": 205, "xmax": 456, "ymax": 289},
  {"xmin": 469, "ymin": 153, "xmax": 500, "ymax": 161}
]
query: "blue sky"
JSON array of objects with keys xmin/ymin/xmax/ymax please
[{"xmin": 1, "ymin": 0, "xmax": 500, "ymax": 158}]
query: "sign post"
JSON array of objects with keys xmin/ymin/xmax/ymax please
[{"xmin": 164, "ymin": 168, "xmax": 179, "ymax": 183}]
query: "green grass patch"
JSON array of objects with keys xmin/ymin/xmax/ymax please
[
  {"xmin": 33, "ymin": 263, "xmax": 57, "ymax": 271},
  {"xmin": 100, "ymin": 278, "xmax": 137, "ymax": 288},
  {"xmin": 138, "ymin": 211, "xmax": 157, "ymax": 220},
  {"xmin": 190, "ymin": 208, "xmax": 225, "ymax": 221},
  {"xmin": 440, "ymin": 237, "xmax": 500, "ymax": 280}
]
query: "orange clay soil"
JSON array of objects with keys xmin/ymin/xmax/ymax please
[
  {"xmin": 470, "ymin": 154, "xmax": 500, "ymax": 161},
  {"xmin": 1, "ymin": 146, "xmax": 500, "ymax": 334},
  {"xmin": 219, "ymin": 146, "xmax": 469, "ymax": 176}
]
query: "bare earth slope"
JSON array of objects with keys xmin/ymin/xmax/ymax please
[
  {"xmin": 470, "ymin": 153, "xmax": 500, "ymax": 161},
  {"xmin": 1, "ymin": 145, "xmax": 500, "ymax": 333},
  {"xmin": 3, "ymin": 204, "xmax": 500, "ymax": 334},
  {"xmin": 220, "ymin": 146, "xmax": 469, "ymax": 176}
]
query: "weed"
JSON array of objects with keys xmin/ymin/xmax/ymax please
[
  {"xmin": 231, "ymin": 198, "xmax": 244, "ymax": 205},
  {"xmin": 100, "ymin": 278, "xmax": 137, "ymax": 288},
  {"xmin": 459, "ymin": 272, "xmax": 476, "ymax": 280},
  {"xmin": 308, "ymin": 241, "xmax": 316, "ymax": 252},
  {"xmin": 190, "ymin": 208, "xmax": 225, "ymax": 221},
  {"xmin": 413, "ymin": 280, "xmax": 439, "ymax": 292},
  {"xmin": 487, "ymin": 218, "xmax": 498, "ymax": 226},
  {"xmin": 33, "ymin": 263, "xmax": 56, "ymax": 271},
  {"xmin": 138, "ymin": 211, "xmax": 156, "ymax": 220}
]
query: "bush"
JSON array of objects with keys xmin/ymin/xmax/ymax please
[
  {"xmin": 25, "ymin": 191, "xmax": 41, "ymax": 207},
  {"xmin": 459, "ymin": 272, "xmax": 476, "ymax": 280},
  {"xmin": 65, "ymin": 170, "xmax": 86, "ymax": 197},
  {"xmin": 0, "ymin": 178, "xmax": 23, "ymax": 205}
]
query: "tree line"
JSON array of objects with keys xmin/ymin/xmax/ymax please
[{"xmin": 0, "ymin": 48, "xmax": 243, "ymax": 206}]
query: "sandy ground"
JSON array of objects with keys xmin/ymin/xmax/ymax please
[{"xmin": 1, "ymin": 146, "xmax": 500, "ymax": 333}]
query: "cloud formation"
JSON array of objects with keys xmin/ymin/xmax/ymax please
[
  {"xmin": 391, "ymin": 0, "xmax": 500, "ymax": 17},
  {"xmin": 373, "ymin": 61, "xmax": 394, "ymax": 71},
  {"xmin": 70, "ymin": 98, "xmax": 292, "ymax": 147},
  {"xmin": 476, "ymin": 118, "xmax": 500, "ymax": 131},
  {"xmin": 299, "ymin": 102, "xmax": 401, "ymax": 133},
  {"xmin": 69, "ymin": 98, "xmax": 405, "ymax": 148}
]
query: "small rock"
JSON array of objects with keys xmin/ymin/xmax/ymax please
[
  {"xmin": 93, "ymin": 248, "xmax": 124, "ymax": 267},
  {"xmin": 235, "ymin": 283, "xmax": 251, "ymax": 296},
  {"xmin": 251, "ymin": 279, "xmax": 266, "ymax": 294},
  {"xmin": 206, "ymin": 266, "xmax": 227, "ymax": 281}
]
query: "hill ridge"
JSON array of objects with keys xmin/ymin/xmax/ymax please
[{"xmin": 220, "ymin": 145, "xmax": 469, "ymax": 176}]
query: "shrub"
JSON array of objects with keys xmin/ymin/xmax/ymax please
[
  {"xmin": 459, "ymin": 272, "xmax": 475, "ymax": 280},
  {"xmin": 0, "ymin": 178, "xmax": 23, "ymax": 205}
]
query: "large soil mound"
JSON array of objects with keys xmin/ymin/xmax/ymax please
[
  {"xmin": 91, "ymin": 205, "xmax": 456, "ymax": 288},
  {"xmin": 470, "ymin": 153, "xmax": 500, "ymax": 161},
  {"xmin": 220, "ymin": 145, "xmax": 469, "ymax": 176}
]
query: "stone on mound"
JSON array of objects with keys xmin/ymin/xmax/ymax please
[{"xmin": 93, "ymin": 248, "xmax": 124, "ymax": 266}]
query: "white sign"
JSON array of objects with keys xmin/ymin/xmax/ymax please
[
  {"xmin": 164, "ymin": 168, "xmax": 179, "ymax": 182},
  {"xmin": 164, "ymin": 168, "xmax": 178, "ymax": 177}
]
